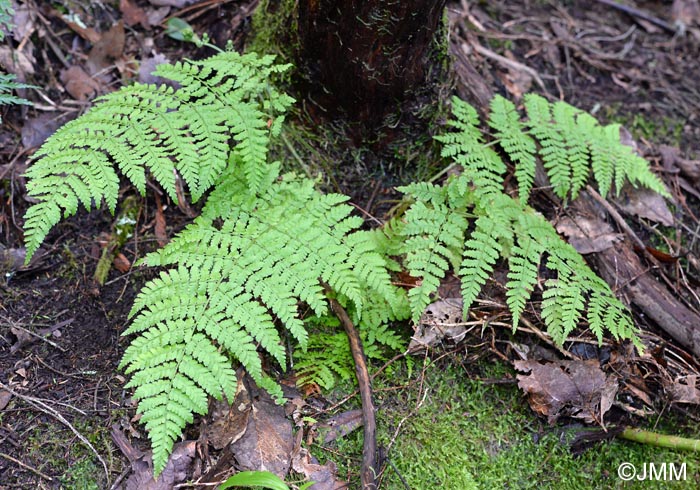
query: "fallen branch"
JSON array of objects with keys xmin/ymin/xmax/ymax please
[{"xmin": 324, "ymin": 286, "xmax": 378, "ymax": 489}]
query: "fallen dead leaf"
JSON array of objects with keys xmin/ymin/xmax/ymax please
[
  {"xmin": 58, "ymin": 12, "xmax": 100, "ymax": 43},
  {"xmin": 154, "ymin": 193, "xmax": 169, "ymax": 248},
  {"xmin": 291, "ymin": 448, "xmax": 346, "ymax": 490},
  {"xmin": 120, "ymin": 0, "xmax": 150, "ymax": 28},
  {"xmin": 555, "ymin": 215, "xmax": 622, "ymax": 254},
  {"xmin": 60, "ymin": 66, "xmax": 101, "ymax": 101},
  {"xmin": 0, "ymin": 389, "xmax": 12, "ymax": 410},
  {"xmin": 615, "ymin": 185, "xmax": 674, "ymax": 226},
  {"xmin": 668, "ymin": 375, "xmax": 700, "ymax": 404},
  {"xmin": 409, "ymin": 298, "xmax": 467, "ymax": 351},
  {"xmin": 21, "ymin": 113, "xmax": 73, "ymax": 149},
  {"xmin": 87, "ymin": 21, "xmax": 125, "ymax": 76},
  {"xmin": 316, "ymin": 410, "xmax": 363, "ymax": 444},
  {"xmin": 113, "ymin": 253, "xmax": 131, "ymax": 273},
  {"xmin": 229, "ymin": 381, "xmax": 294, "ymax": 478},
  {"xmin": 515, "ymin": 359, "xmax": 619, "ymax": 425},
  {"xmin": 206, "ymin": 371, "xmax": 252, "ymax": 450}
]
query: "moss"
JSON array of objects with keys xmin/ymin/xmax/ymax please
[
  {"xmin": 313, "ymin": 356, "xmax": 700, "ymax": 489},
  {"xmin": 246, "ymin": 0, "xmax": 299, "ymax": 61}
]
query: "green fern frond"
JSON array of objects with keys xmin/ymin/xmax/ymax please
[
  {"xmin": 398, "ymin": 196, "xmax": 470, "ymax": 321},
  {"xmin": 460, "ymin": 195, "xmax": 515, "ymax": 311},
  {"xmin": 437, "ymin": 97, "xmax": 507, "ymax": 198},
  {"xmin": 524, "ymin": 93, "xmax": 572, "ymax": 199},
  {"xmin": 126, "ymin": 173, "xmax": 403, "ymax": 473},
  {"xmin": 0, "ymin": 72, "xmax": 34, "ymax": 118},
  {"xmin": 488, "ymin": 95, "xmax": 537, "ymax": 204},
  {"xmin": 23, "ymin": 52, "xmax": 293, "ymax": 260}
]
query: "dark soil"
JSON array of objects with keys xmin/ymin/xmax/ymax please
[{"xmin": 2, "ymin": 0, "xmax": 700, "ymax": 488}]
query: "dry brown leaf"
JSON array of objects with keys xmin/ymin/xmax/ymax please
[
  {"xmin": 59, "ymin": 13, "xmax": 100, "ymax": 43},
  {"xmin": 87, "ymin": 21, "xmax": 125, "ymax": 76},
  {"xmin": 113, "ymin": 253, "xmax": 131, "ymax": 273},
  {"xmin": 120, "ymin": 0, "xmax": 150, "ymax": 28},
  {"xmin": 555, "ymin": 215, "xmax": 622, "ymax": 254},
  {"xmin": 668, "ymin": 375, "xmax": 700, "ymax": 404},
  {"xmin": 206, "ymin": 371, "xmax": 251, "ymax": 450},
  {"xmin": 515, "ymin": 359, "xmax": 618, "ymax": 425},
  {"xmin": 615, "ymin": 185, "xmax": 674, "ymax": 226},
  {"xmin": 0, "ymin": 389, "xmax": 12, "ymax": 410},
  {"xmin": 410, "ymin": 298, "xmax": 467, "ymax": 351},
  {"xmin": 229, "ymin": 383, "xmax": 294, "ymax": 478},
  {"xmin": 154, "ymin": 193, "xmax": 169, "ymax": 248},
  {"xmin": 0, "ymin": 45, "xmax": 35, "ymax": 78},
  {"xmin": 60, "ymin": 66, "xmax": 101, "ymax": 101},
  {"xmin": 291, "ymin": 448, "xmax": 346, "ymax": 490},
  {"xmin": 124, "ymin": 441, "xmax": 196, "ymax": 490},
  {"xmin": 316, "ymin": 410, "xmax": 363, "ymax": 444}
]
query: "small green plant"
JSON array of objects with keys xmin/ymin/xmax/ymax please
[
  {"xmin": 218, "ymin": 470, "xmax": 312, "ymax": 490},
  {"xmin": 22, "ymin": 52, "xmax": 667, "ymax": 475},
  {"xmin": 0, "ymin": 0, "xmax": 34, "ymax": 121}
]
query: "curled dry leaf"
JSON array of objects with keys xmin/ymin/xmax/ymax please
[
  {"xmin": 409, "ymin": 298, "xmax": 467, "ymax": 351},
  {"xmin": 515, "ymin": 359, "xmax": 618, "ymax": 425}
]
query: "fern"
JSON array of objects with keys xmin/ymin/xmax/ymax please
[
  {"xmin": 22, "ymin": 46, "xmax": 664, "ymax": 476},
  {"xmin": 120, "ymin": 168, "xmax": 405, "ymax": 473},
  {"xmin": 392, "ymin": 94, "xmax": 666, "ymax": 349},
  {"xmin": 0, "ymin": 73, "xmax": 33, "ymax": 112},
  {"xmin": 488, "ymin": 95, "xmax": 537, "ymax": 204},
  {"xmin": 23, "ymin": 51, "xmax": 294, "ymax": 259}
]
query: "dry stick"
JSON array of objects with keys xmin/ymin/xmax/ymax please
[
  {"xmin": 325, "ymin": 288, "xmax": 378, "ymax": 490},
  {"xmin": 469, "ymin": 42, "xmax": 547, "ymax": 92},
  {"xmin": 0, "ymin": 451, "xmax": 54, "ymax": 482},
  {"xmin": 593, "ymin": 0, "xmax": 676, "ymax": 33},
  {"xmin": 0, "ymin": 381, "xmax": 109, "ymax": 482}
]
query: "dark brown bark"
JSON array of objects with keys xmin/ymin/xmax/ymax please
[{"xmin": 297, "ymin": 0, "xmax": 446, "ymax": 139}]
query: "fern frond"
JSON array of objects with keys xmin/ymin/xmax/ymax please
[
  {"xmin": 552, "ymin": 102, "xmax": 589, "ymax": 198},
  {"xmin": 23, "ymin": 52, "xmax": 292, "ymax": 260},
  {"xmin": 524, "ymin": 93, "xmax": 572, "ymax": 199},
  {"xmin": 126, "ymin": 174, "xmax": 404, "ymax": 472},
  {"xmin": 436, "ymin": 96, "xmax": 507, "ymax": 199},
  {"xmin": 489, "ymin": 95, "xmax": 537, "ymax": 204},
  {"xmin": 506, "ymin": 212, "xmax": 546, "ymax": 328},
  {"xmin": 459, "ymin": 196, "xmax": 515, "ymax": 312},
  {"xmin": 399, "ymin": 199, "xmax": 469, "ymax": 320}
]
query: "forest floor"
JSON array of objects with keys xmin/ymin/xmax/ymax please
[{"xmin": 2, "ymin": 0, "xmax": 700, "ymax": 488}]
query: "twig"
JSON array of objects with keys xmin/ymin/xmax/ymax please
[
  {"xmin": 469, "ymin": 42, "xmax": 547, "ymax": 92},
  {"xmin": 586, "ymin": 185, "xmax": 646, "ymax": 251},
  {"xmin": 594, "ymin": 0, "xmax": 676, "ymax": 33},
  {"xmin": 324, "ymin": 287, "xmax": 378, "ymax": 490},
  {"xmin": 0, "ymin": 451, "xmax": 54, "ymax": 481},
  {"xmin": 0, "ymin": 381, "xmax": 110, "ymax": 483}
]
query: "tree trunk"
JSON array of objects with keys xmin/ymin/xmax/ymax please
[{"xmin": 296, "ymin": 0, "xmax": 447, "ymax": 143}]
